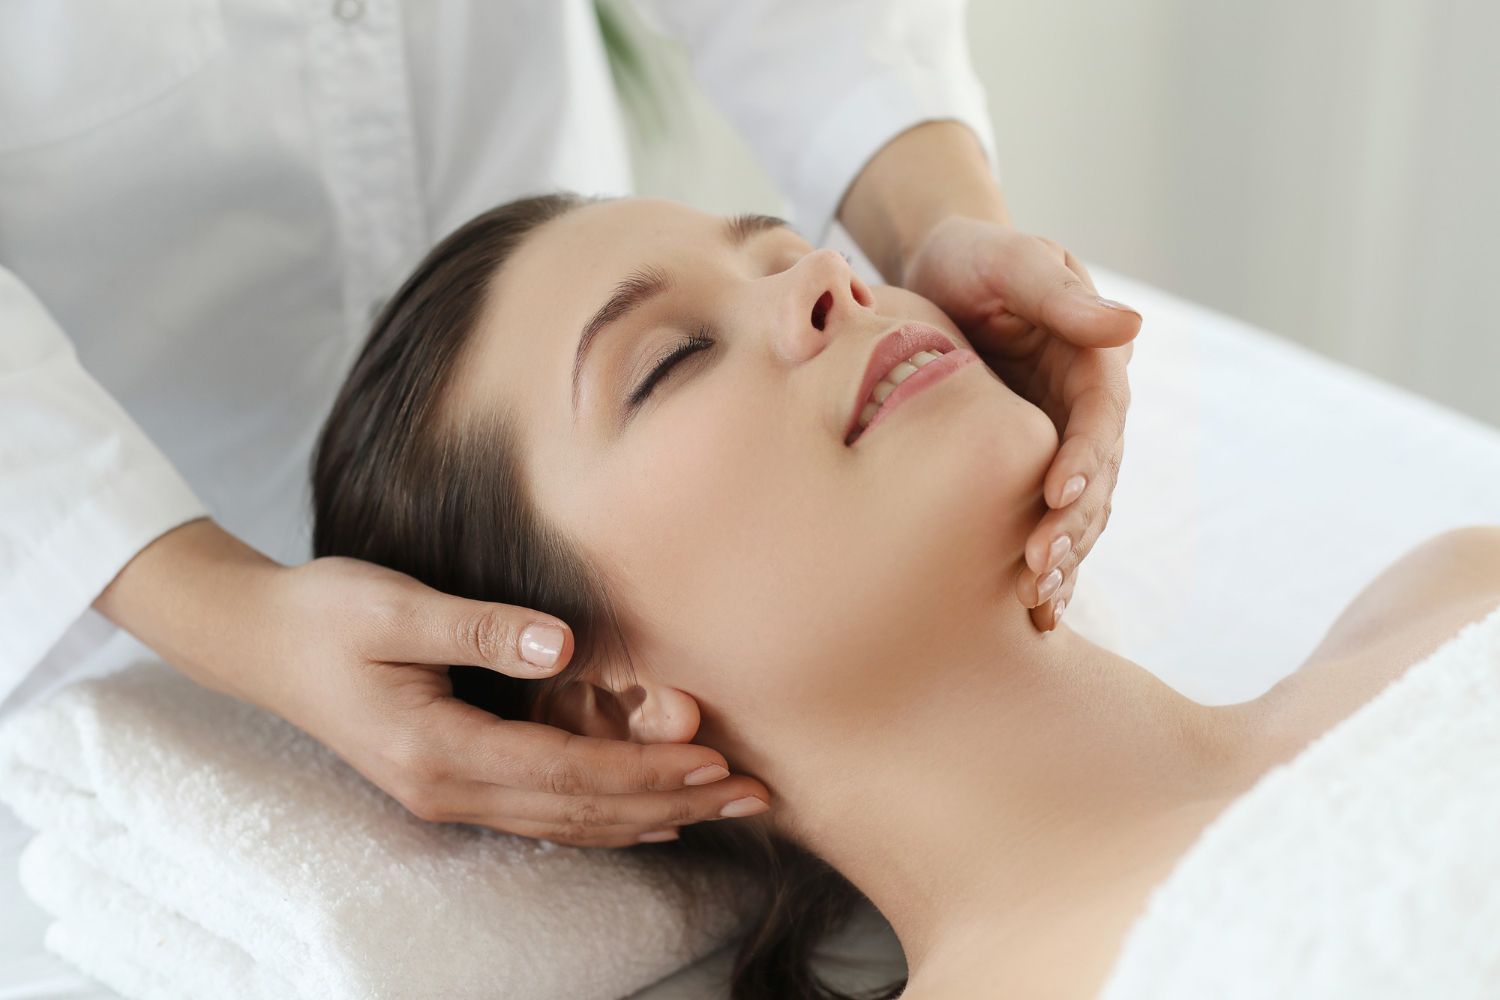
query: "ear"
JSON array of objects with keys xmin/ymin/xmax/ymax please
[{"xmin": 539, "ymin": 653, "xmax": 702, "ymax": 746}]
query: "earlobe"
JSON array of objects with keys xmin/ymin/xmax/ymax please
[
  {"xmin": 623, "ymin": 683, "xmax": 701, "ymax": 745},
  {"xmin": 541, "ymin": 677, "xmax": 702, "ymax": 746}
]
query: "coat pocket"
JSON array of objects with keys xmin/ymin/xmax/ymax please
[{"xmin": 0, "ymin": 0, "xmax": 226, "ymax": 151}]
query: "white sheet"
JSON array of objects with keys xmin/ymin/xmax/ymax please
[
  {"xmin": 1099, "ymin": 603, "xmax": 1500, "ymax": 999},
  {"xmin": 4, "ymin": 267, "xmax": 1498, "ymax": 999}
]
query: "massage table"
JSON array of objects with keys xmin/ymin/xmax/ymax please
[{"xmin": 3, "ymin": 267, "xmax": 1497, "ymax": 999}]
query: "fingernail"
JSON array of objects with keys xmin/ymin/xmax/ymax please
[
  {"xmin": 638, "ymin": 829, "xmax": 680, "ymax": 843},
  {"xmin": 720, "ymin": 796, "xmax": 769, "ymax": 818},
  {"xmin": 1094, "ymin": 296, "xmax": 1139, "ymax": 315},
  {"xmin": 1058, "ymin": 475, "xmax": 1086, "ymax": 506},
  {"xmin": 1037, "ymin": 568, "xmax": 1063, "ymax": 603},
  {"xmin": 519, "ymin": 623, "xmax": 565, "ymax": 671},
  {"xmin": 1044, "ymin": 534, "xmax": 1072, "ymax": 573},
  {"xmin": 683, "ymin": 763, "xmax": 729, "ymax": 786},
  {"xmin": 1054, "ymin": 598, "xmax": 1067, "ymax": 624}
]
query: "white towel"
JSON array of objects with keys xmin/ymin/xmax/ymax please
[
  {"xmin": 0, "ymin": 661, "xmax": 756, "ymax": 1000},
  {"xmin": 1098, "ymin": 602, "xmax": 1500, "ymax": 999}
]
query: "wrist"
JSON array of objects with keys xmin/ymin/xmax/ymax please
[
  {"xmin": 94, "ymin": 517, "xmax": 286, "ymax": 699},
  {"xmin": 836, "ymin": 119, "xmax": 1010, "ymax": 286}
]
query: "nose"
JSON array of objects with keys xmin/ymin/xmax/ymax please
[{"xmin": 770, "ymin": 248, "xmax": 876, "ymax": 363}]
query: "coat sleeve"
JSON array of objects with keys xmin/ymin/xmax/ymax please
[
  {"xmin": 626, "ymin": 0, "xmax": 998, "ymax": 245},
  {"xmin": 0, "ymin": 266, "xmax": 206, "ymax": 702}
]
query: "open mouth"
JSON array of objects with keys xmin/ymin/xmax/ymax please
[{"xmin": 843, "ymin": 323, "xmax": 976, "ymax": 446}]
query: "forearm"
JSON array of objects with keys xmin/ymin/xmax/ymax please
[
  {"xmin": 92, "ymin": 517, "xmax": 283, "ymax": 702},
  {"xmin": 836, "ymin": 119, "xmax": 1010, "ymax": 286}
]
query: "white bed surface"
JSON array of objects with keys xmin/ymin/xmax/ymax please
[{"xmin": 4, "ymin": 269, "xmax": 1498, "ymax": 999}]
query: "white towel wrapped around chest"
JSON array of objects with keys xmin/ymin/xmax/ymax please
[
  {"xmin": 1098, "ymin": 603, "xmax": 1500, "ymax": 999},
  {"xmin": 0, "ymin": 662, "xmax": 756, "ymax": 1000}
]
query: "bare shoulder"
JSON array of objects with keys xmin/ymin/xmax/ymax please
[
  {"xmin": 1265, "ymin": 526, "xmax": 1500, "ymax": 746},
  {"xmin": 1305, "ymin": 525, "xmax": 1500, "ymax": 667}
]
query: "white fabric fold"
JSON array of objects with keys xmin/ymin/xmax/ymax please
[
  {"xmin": 1099, "ymin": 602, "xmax": 1500, "ymax": 999},
  {"xmin": 0, "ymin": 663, "xmax": 756, "ymax": 1000},
  {"xmin": 0, "ymin": 267, "xmax": 207, "ymax": 704},
  {"xmin": 630, "ymin": 0, "xmax": 998, "ymax": 245}
]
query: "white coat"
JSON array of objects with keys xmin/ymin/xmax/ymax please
[{"xmin": 0, "ymin": 0, "xmax": 996, "ymax": 711}]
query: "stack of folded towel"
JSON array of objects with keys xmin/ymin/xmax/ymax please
[
  {"xmin": 0, "ymin": 662, "xmax": 756, "ymax": 1000},
  {"xmin": 1099, "ymin": 602, "xmax": 1500, "ymax": 999}
]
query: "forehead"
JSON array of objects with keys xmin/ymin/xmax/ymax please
[
  {"xmin": 519, "ymin": 196, "xmax": 721, "ymax": 280},
  {"xmin": 447, "ymin": 198, "xmax": 726, "ymax": 439}
]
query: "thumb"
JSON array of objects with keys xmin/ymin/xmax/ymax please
[
  {"xmin": 1001, "ymin": 251, "xmax": 1141, "ymax": 349},
  {"xmin": 385, "ymin": 582, "xmax": 575, "ymax": 678}
]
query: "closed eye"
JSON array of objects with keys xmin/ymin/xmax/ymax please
[{"xmin": 627, "ymin": 327, "xmax": 715, "ymax": 410}]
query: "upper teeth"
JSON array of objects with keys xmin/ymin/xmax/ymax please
[{"xmin": 856, "ymin": 350, "xmax": 943, "ymax": 430}]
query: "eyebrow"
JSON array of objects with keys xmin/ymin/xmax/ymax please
[{"xmin": 570, "ymin": 212, "xmax": 792, "ymax": 411}]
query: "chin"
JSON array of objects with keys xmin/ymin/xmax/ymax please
[
  {"xmin": 938, "ymin": 381, "xmax": 1054, "ymax": 531},
  {"xmin": 838, "ymin": 385, "xmax": 1056, "ymax": 630},
  {"xmin": 875, "ymin": 359, "xmax": 1057, "ymax": 506}
]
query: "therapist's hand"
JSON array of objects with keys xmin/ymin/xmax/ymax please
[
  {"xmin": 901, "ymin": 216, "xmax": 1139, "ymax": 631},
  {"xmin": 95, "ymin": 518, "xmax": 768, "ymax": 848},
  {"xmin": 834, "ymin": 121, "xmax": 1138, "ymax": 632}
]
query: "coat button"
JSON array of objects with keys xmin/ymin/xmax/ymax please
[{"xmin": 333, "ymin": 0, "xmax": 365, "ymax": 24}]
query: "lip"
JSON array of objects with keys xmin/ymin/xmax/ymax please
[{"xmin": 842, "ymin": 322, "xmax": 978, "ymax": 445}]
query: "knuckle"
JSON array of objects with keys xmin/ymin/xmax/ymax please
[
  {"xmin": 364, "ymin": 592, "xmax": 418, "ymax": 642},
  {"xmin": 1086, "ymin": 436, "xmax": 1113, "ymax": 474},
  {"xmin": 668, "ymin": 797, "xmax": 701, "ymax": 826},
  {"xmin": 636, "ymin": 757, "xmax": 669, "ymax": 792},
  {"xmin": 459, "ymin": 609, "xmax": 521, "ymax": 667},
  {"xmin": 1106, "ymin": 390, "xmax": 1130, "ymax": 431},
  {"xmin": 563, "ymin": 798, "xmax": 613, "ymax": 830},
  {"xmin": 1034, "ymin": 234, "xmax": 1063, "ymax": 256},
  {"xmin": 549, "ymin": 821, "xmax": 593, "ymax": 845},
  {"xmin": 625, "ymin": 744, "xmax": 665, "ymax": 791},
  {"xmin": 1048, "ymin": 274, "xmax": 1087, "ymax": 306},
  {"xmin": 539, "ymin": 749, "xmax": 589, "ymax": 797},
  {"xmin": 1075, "ymin": 514, "xmax": 1107, "ymax": 560}
]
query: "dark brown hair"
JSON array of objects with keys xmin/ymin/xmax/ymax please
[{"xmin": 310, "ymin": 191, "xmax": 905, "ymax": 999}]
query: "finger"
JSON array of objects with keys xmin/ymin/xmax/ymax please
[
  {"xmin": 378, "ymin": 580, "xmax": 575, "ymax": 678},
  {"xmin": 1028, "ymin": 441, "xmax": 1115, "ymax": 577},
  {"xmin": 1039, "ymin": 365, "xmax": 1129, "ymax": 512},
  {"xmin": 478, "ymin": 814, "xmax": 678, "ymax": 849},
  {"xmin": 423, "ymin": 697, "xmax": 746, "ymax": 797},
  {"xmin": 1015, "ymin": 472, "xmax": 1115, "ymax": 607},
  {"xmin": 1029, "ymin": 572, "xmax": 1078, "ymax": 633},
  {"xmin": 449, "ymin": 779, "xmax": 772, "ymax": 837},
  {"xmin": 997, "ymin": 241, "xmax": 1141, "ymax": 348},
  {"xmin": 1062, "ymin": 250, "xmax": 1098, "ymax": 294},
  {"xmin": 396, "ymin": 790, "xmax": 661, "ymax": 845}
]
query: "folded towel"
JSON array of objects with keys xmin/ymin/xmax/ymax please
[
  {"xmin": 0, "ymin": 661, "xmax": 755, "ymax": 1000},
  {"xmin": 1098, "ymin": 602, "xmax": 1500, "ymax": 999}
]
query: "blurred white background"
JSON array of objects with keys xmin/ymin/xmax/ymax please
[{"xmin": 611, "ymin": 0, "xmax": 1499, "ymax": 428}]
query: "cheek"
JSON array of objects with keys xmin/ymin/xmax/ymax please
[
  {"xmin": 583, "ymin": 389, "xmax": 840, "ymax": 690},
  {"xmin": 553, "ymin": 296, "xmax": 1059, "ymax": 725}
]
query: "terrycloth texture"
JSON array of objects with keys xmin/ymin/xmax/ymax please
[
  {"xmin": 1098, "ymin": 602, "xmax": 1500, "ymax": 999},
  {"xmin": 0, "ymin": 662, "xmax": 756, "ymax": 1000}
]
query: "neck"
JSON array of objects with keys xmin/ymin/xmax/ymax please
[{"xmin": 754, "ymin": 595, "xmax": 1276, "ymax": 983}]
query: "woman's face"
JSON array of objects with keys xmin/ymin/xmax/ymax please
[{"xmin": 448, "ymin": 197, "xmax": 1057, "ymax": 756}]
